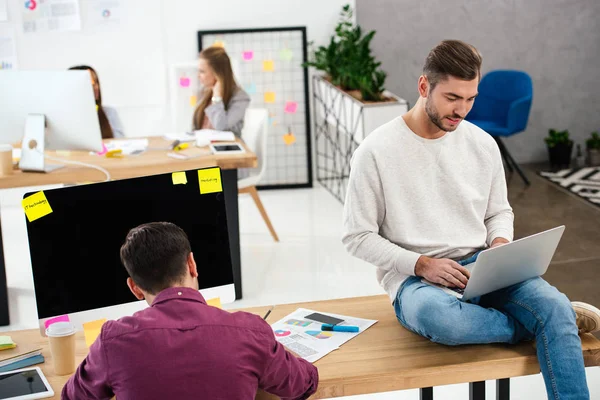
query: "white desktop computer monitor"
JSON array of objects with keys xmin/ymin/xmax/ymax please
[{"xmin": 0, "ymin": 70, "xmax": 103, "ymax": 172}]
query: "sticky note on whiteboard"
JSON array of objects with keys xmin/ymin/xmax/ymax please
[
  {"xmin": 190, "ymin": 95, "xmax": 198, "ymax": 107},
  {"xmin": 198, "ymin": 168, "xmax": 222, "ymax": 194},
  {"xmin": 243, "ymin": 51, "xmax": 254, "ymax": 61},
  {"xmin": 263, "ymin": 60, "xmax": 274, "ymax": 72},
  {"xmin": 264, "ymin": 92, "xmax": 276, "ymax": 103},
  {"xmin": 22, "ymin": 191, "xmax": 53, "ymax": 222},
  {"xmin": 284, "ymin": 101, "xmax": 298, "ymax": 114}
]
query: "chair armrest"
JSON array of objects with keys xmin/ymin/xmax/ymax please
[{"xmin": 507, "ymin": 96, "xmax": 532, "ymax": 132}]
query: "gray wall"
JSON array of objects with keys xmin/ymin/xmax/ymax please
[{"xmin": 356, "ymin": 0, "xmax": 600, "ymax": 163}]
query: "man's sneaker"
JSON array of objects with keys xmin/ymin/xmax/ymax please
[{"xmin": 572, "ymin": 302, "xmax": 600, "ymax": 334}]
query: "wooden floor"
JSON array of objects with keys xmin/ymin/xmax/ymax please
[{"xmin": 510, "ymin": 164, "xmax": 600, "ymax": 338}]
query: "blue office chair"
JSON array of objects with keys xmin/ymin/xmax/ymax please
[{"xmin": 466, "ymin": 70, "xmax": 533, "ymax": 185}]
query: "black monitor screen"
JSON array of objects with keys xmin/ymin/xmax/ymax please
[{"xmin": 24, "ymin": 168, "xmax": 234, "ymax": 318}]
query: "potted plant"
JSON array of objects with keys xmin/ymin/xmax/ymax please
[
  {"xmin": 305, "ymin": 4, "xmax": 408, "ymax": 144},
  {"xmin": 586, "ymin": 131, "xmax": 600, "ymax": 166},
  {"xmin": 545, "ymin": 129, "xmax": 573, "ymax": 169}
]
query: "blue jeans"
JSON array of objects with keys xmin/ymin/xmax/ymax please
[{"xmin": 394, "ymin": 276, "xmax": 589, "ymax": 400}]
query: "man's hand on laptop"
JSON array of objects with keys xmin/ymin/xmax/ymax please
[
  {"xmin": 490, "ymin": 237, "xmax": 510, "ymax": 248},
  {"xmin": 415, "ymin": 256, "xmax": 470, "ymax": 288}
]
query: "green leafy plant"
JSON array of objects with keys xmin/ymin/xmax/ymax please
[
  {"xmin": 586, "ymin": 131, "xmax": 600, "ymax": 150},
  {"xmin": 303, "ymin": 4, "xmax": 388, "ymax": 102},
  {"xmin": 545, "ymin": 129, "xmax": 573, "ymax": 148}
]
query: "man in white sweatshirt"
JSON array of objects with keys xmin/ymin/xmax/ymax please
[{"xmin": 342, "ymin": 40, "xmax": 599, "ymax": 400}]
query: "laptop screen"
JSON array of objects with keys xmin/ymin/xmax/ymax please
[{"xmin": 24, "ymin": 168, "xmax": 234, "ymax": 319}]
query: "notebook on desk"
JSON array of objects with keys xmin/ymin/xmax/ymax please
[{"xmin": 0, "ymin": 343, "xmax": 42, "ymax": 368}]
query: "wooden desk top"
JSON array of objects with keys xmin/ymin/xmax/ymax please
[
  {"xmin": 0, "ymin": 137, "xmax": 257, "ymax": 189},
  {"xmin": 5, "ymin": 296, "xmax": 600, "ymax": 399}
]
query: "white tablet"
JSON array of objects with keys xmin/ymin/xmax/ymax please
[
  {"xmin": 209, "ymin": 143, "xmax": 246, "ymax": 154},
  {"xmin": 0, "ymin": 367, "xmax": 54, "ymax": 400}
]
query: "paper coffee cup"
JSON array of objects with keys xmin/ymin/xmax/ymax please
[
  {"xmin": 46, "ymin": 321, "xmax": 77, "ymax": 375},
  {"xmin": 0, "ymin": 144, "xmax": 13, "ymax": 177}
]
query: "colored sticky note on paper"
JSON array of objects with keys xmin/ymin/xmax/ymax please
[
  {"xmin": 243, "ymin": 51, "xmax": 254, "ymax": 61},
  {"xmin": 283, "ymin": 133, "xmax": 296, "ymax": 145},
  {"xmin": 244, "ymin": 83, "xmax": 257, "ymax": 95},
  {"xmin": 264, "ymin": 92, "xmax": 276, "ymax": 103},
  {"xmin": 172, "ymin": 172, "xmax": 187, "ymax": 185},
  {"xmin": 207, "ymin": 297, "xmax": 222, "ymax": 309},
  {"xmin": 44, "ymin": 315, "xmax": 70, "ymax": 329},
  {"xmin": 284, "ymin": 101, "xmax": 298, "ymax": 114},
  {"xmin": 198, "ymin": 168, "xmax": 222, "ymax": 194},
  {"xmin": 0, "ymin": 336, "xmax": 14, "ymax": 346},
  {"xmin": 83, "ymin": 319, "xmax": 107, "ymax": 348},
  {"xmin": 190, "ymin": 95, "xmax": 198, "ymax": 107},
  {"xmin": 280, "ymin": 48, "xmax": 293, "ymax": 61},
  {"xmin": 22, "ymin": 191, "xmax": 53, "ymax": 223},
  {"xmin": 263, "ymin": 60, "xmax": 274, "ymax": 72}
]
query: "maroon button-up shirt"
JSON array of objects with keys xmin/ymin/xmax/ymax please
[{"xmin": 62, "ymin": 287, "xmax": 318, "ymax": 399}]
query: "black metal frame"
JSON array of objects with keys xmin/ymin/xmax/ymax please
[
  {"xmin": 197, "ymin": 26, "xmax": 313, "ymax": 190},
  {"xmin": 0, "ymin": 215, "xmax": 9, "ymax": 326},
  {"xmin": 420, "ymin": 378, "xmax": 510, "ymax": 400},
  {"xmin": 493, "ymin": 136, "xmax": 530, "ymax": 185}
]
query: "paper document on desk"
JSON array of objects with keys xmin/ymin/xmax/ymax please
[
  {"xmin": 104, "ymin": 139, "xmax": 149, "ymax": 155},
  {"xmin": 194, "ymin": 129, "xmax": 235, "ymax": 142},
  {"xmin": 269, "ymin": 308, "xmax": 377, "ymax": 363}
]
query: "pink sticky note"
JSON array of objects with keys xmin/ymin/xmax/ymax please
[
  {"xmin": 45, "ymin": 315, "xmax": 70, "ymax": 329},
  {"xmin": 179, "ymin": 77, "xmax": 190, "ymax": 88},
  {"xmin": 243, "ymin": 51, "xmax": 254, "ymax": 61},
  {"xmin": 284, "ymin": 101, "xmax": 298, "ymax": 114},
  {"xmin": 97, "ymin": 143, "xmax": 108, "ymax": 156}
]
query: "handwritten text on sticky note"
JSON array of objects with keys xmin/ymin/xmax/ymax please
[
  {"xmin": 284, "ymin": 101, "xmax": 298, "ymax": 114},
  {"xmin": 172, "ymin": 172, "xmax": 187, "ymax": 185},
  {"xmin": 263, "ymin": 60, "xmax": 274, "ymax": 72},
  {"xmin": 44, "ymin": 315, "xmax": 70, "ymax": 329},
  {"xmin": 264, "ymin": 92, "xmax": 276, "ymax": 103},
  {"xmin": 198, "ymin": 168, "xmax": 223, "ymax": 194},
  {"xmin": 22, "ymin": 191, "xmax": 53, "ymax": 222},
  {"xmin": 83, "ymin": 318, "xmax": 106, "ymax": 348}
]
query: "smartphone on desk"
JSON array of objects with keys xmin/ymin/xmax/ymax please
[
  {"xmin": 304, "ymin": 312, "xmax": 344, "ymax": 326},
  {"xmin": 209, "ymin": 143, "xmax": 245, "ymax": 154}
]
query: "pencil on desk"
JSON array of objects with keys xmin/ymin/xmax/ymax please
[{"xmin": 263, "ymin": 306, "xmax": 274, "ymax": 321}]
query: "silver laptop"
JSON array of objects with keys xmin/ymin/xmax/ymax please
[{"xmin": 422, "ymin": 226, "xmax": 565, "ymax": 301}]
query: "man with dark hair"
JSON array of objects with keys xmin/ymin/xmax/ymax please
[
  {"xmin": 343, "ymin": 40, "xmax": 599, "ymax": 399},
  {"xmin": 63, "ymin": 222, "xmax": 318, "ymax": 400}
]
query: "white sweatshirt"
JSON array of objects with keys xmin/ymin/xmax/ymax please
[{"xmin": 342, "ymin": 116, "xmax": 514, "ymax": 301}]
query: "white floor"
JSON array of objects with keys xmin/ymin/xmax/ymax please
[{"xmin": 0, "ymin": 185, "xmax": 598, "ymax": 399}]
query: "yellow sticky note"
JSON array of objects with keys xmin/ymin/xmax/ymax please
[
  {"xmin": 198, "ymin": 168, "xmax": 222, "ymax": 194},
  {"xmin": 22, "ymin": 191, "xmax": 53, "ymax": 223},
  {"xmin": 283, "ymin": 132, "xmax": 296, "ymax": 145},
  {"xmin": 264, "ymin": 92, "xmax": 276, "ymax": 103},
  {"xmin": 213, "ymin": 40, "xmax": 225, "ymax": 48},
  {"xmin": 0, "ymin": 344, "xmax": 16, "ymax": 351},
  {"xmin": 83, "ymin": 319, "xmax": 106, "ymax": 348},
  {"xmin": 207, "ymin": 297, "xmax": 222, "ymax": 309},
  {"xmin": 172, "ymin": 172, "xmax": 187, "ymax": 185},
  {"xmin": 263, "ymin": 60, "xmax": 274, "ymax": 72},
  {"xmin": 190, "ymin": 95, "xmax": 198, "ymax": 107}
]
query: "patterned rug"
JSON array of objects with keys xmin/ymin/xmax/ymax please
[{"xmin": 538, "ymin": 167, "xmax": 600, "ymax": 208}]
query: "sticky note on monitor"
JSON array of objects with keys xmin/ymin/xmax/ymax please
[
  {"xmin": 22, "ymin": 191, "xmax": 53, "ymax": 223},
  {"xmin": 263, "ymin": 60, "xmax": 274, "ymax": 72},
  {"xmin": 264, "ymin": 92, "xmax": 276, "ymax": 103},
  {"xmin": 83, "ymin": 318, "xmax": 107, "ymax": 348},
  {"xmin": 172, "ymin": 172, "xmax": 187, "ymax": 185},
  {"xmin": 207, "ymin": 297, "xmax": 222, "ymax": 309},
  {"xmin": 44, "ymin": 315, "xmax": 70, "ymax": 329},
  {"xmin": 198, "ymin": 168, "xmax": 222, "ymax": 194},
  {"xmin": 284, "ymin": 101, "xmax": 298, "ymax": 114}
]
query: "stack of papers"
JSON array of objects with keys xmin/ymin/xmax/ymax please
[
  {"xmin": 270, "ymin": 308, "xmax": 377, "ymax": 363},
  {"xmin": 104, "ymin": 139, "xmax": 149, "ymax": 155},
  {"xmin": 163, "ymin": 130, "xmax": 235, "ymax": 143},
  {"xmin": 0, "ymin": 342, "xmax": 44, "ymax": 373}
]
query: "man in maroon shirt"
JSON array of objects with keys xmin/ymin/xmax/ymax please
[{"xmin": 63, "ymin": 222, "xmax": 318, "ymax": 399}]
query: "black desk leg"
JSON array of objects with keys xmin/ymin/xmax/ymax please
[
  {"xmin": 497, "ymin": 378, "xmax": 510, "ymax": 400},
  {"xmin": 420, "ymin": 387, "xmax": 433, "ymax": 400},
  {"xmin": 469, "ymin": 381, "xmax": 486, "ymax": 400},
  {"xmin": 222, "ymin": 170, "xmax": 242, "ymax": 300},
  {"xmin": 0, "ymin": 212, "xmax": 9, "ymax": 326}
]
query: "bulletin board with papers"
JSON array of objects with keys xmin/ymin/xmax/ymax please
[{"xmin": 198, "ymin": 27, "xmax": 312, "ymax": 189}]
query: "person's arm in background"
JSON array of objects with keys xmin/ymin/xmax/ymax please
[
  {"xmin": 258, "ymin": 328, "xmax": 318, "ymax": 400},
  {"xmin": 205, "ymin": 89, "xmax": 250, "ymax": 137},
  {"xmin": 62, "ymin": 331, "xmax": 114, "ymax": 400},
  {"xmin": 103, "ymin": 106, "xmax": 125, "ymax": 138},
  {"xmin": 483, "ymin": 141, "xmax": 514, "ymax": 247}
]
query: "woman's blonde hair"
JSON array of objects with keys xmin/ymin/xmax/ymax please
[{"xmin": 193, "ymin": 47, "xmax": 238, "ymax": 130}]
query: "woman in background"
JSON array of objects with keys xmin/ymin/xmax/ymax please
[
  {"xmin": 193, "ymin": 47, "xmax": 250, "ymax": 137},
  {"xmin": 69, "ymin": 65, "xmax": 124, "ymax": 139}
]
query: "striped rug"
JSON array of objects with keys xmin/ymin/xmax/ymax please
[{"xmin": 538, "ymin": 167, "xmax": 600, "ymax": 208}]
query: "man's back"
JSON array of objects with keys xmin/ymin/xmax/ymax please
[{"xmin": 63, "ymin": 288, "xmax": 318, "ymax": 399}]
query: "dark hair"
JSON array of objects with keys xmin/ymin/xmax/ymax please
[
  {"xmin": 423, "ymin": 40, "xmax": 482, "ymax": 91},
  {"xmin": 68, "ymin": 65, "xmax": 115, "ymax": 139},
  {"xmin": 120, "ymin": 222, "xmax": 191, "ymax": 295}
]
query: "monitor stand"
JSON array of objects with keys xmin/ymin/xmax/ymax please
[{"xmin": 19, "ymin": 114, "xmax": 64, "ymax": 173}]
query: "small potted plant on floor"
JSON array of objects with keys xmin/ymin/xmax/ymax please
[
  {"xmin": 545, "ymin": 129, "xmax": 573, "ymax": 170},
  {"xmin": 586, "ymin": 131, "xmax": 600, "ymax": 166}
]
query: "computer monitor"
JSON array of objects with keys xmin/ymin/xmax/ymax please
[
  {"xmin": 0, "ymin": 70, "xmax": 103, "ymax": 172},
  {"xmin": 23, "ymin": 167, "xmax": 235, "ymax": 334}
]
